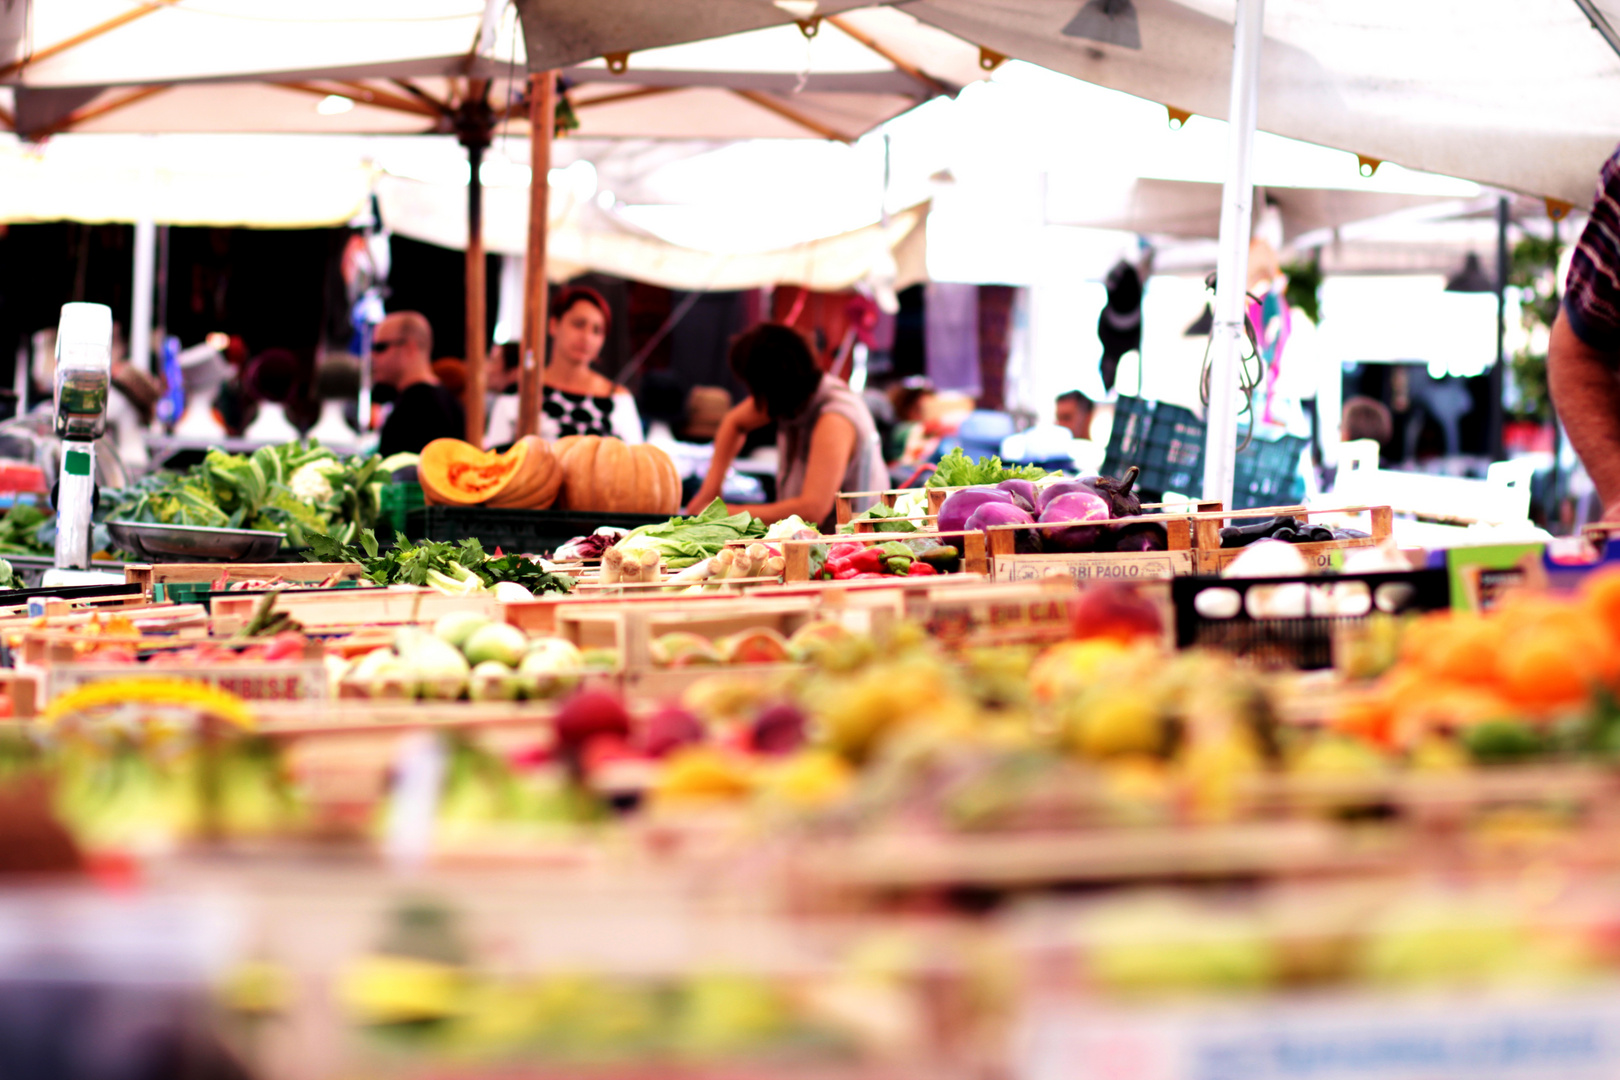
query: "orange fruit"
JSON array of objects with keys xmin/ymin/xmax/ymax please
[
  {"xmin": 1582, "ymin": 566, "xmax": 1620, "ymax": 639},
  {"xmin": 1498, "ymin": 632, "xmax": 1594, "ymax": 711},
  {"xmin": 1422, "ymin": 615, "xmax": 1504, "ymax": 686}
]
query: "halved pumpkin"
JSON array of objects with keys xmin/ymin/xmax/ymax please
[
  {"xmin": 419, "ymin": 436, "xmax": 561, "ymax": 509},
  {"xmin": 553, "ymin": 436, "xmax": 680, "ymax": 514}
]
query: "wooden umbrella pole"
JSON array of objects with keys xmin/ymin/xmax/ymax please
[
  {"xmin": 518, "ymin": 71, "xmax": 557, "ymax": 439},
  {"xmin": 457, "ymin": 88, "xmax": 494, "ymax": 446},
  {"xmin": 464, "ymin": 139, "xmax": 487, "ymax": 444}
]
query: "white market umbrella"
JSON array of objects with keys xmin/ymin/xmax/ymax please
[
  {"xmin": 0, "ymin": 1, "xmax": 989, "ymax": 440},
  {"xmin": 900, "ymin": 0, "xmax": 1620, "ymax": 505}
]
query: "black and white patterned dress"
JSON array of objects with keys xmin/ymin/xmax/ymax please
[
  {"xmin": 541, "ymin": 386, "xmax": 614, "ymax": 437},
  {"xmin": 527, "ymin": 384, "xmax": 644, "ymax": 444}
]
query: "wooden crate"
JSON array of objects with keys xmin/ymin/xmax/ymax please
[
  {"xmin": 834, "ymin": 488, "xmax": 933, "ymax": 527},
  {"xmin": 501, "ymin": 585, "xmax": 831, "ymax": 636},
  {"xmin": 762, "ymin": 529, "xmax": 989, "ymax": 583},
  {"xmin": 124, "ymin": 561, "xmax": 365, "ymax": 599},
  {"xmin": 552, "ymin": 595, "xmax": 887, "ymax": 673},
  {"xmin": 1192, "ymin": 505, "xmax": 1394, "ymax": 575},
  {"xmin": 0, "ymin": 602, "xmax": 211, "ymax": 647},
  {"xmin": 18, "ymin": 634, "xmax": 330, "ymax": 705},
  {"xmin": 209, "ymin": 585, "xmax": 500, "ymax": 635},
  {"xmin": 911, "ymin": 578, "xmax": 1079, "ymax": 648},
  {"xmin": 983, "ymin": 506, "xmax": 1213, "ymax": 584}
]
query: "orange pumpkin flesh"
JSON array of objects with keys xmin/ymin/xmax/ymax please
[{"xmin": 419, "ymin": 437, "xmax": 560, "ymax": 509}]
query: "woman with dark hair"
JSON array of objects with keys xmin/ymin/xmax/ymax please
[
  {"xmin": 685, "ymin": 323, "xmax": 886, "ymax": 530},
  {"xmin": 486, "ymin": 285, "xmax": 643, "ymax": 446}
]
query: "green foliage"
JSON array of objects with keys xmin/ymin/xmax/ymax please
[
  {"xmin": 0, "ymin": 504, "xmax": 53, "ymax": 557},
  {"xmin": 927, "ymin": 448, "xmax": 1051, "ymax": 488},
  {"xmin": 305, "ymin": 530, "xmax": 575, "ymax": 595},
  {"xmin": 1281, "ymin": 253, "xmax": 1323, "ymax": 325},
  {"xmin": 836, "ymin": 503, "xmax": 917, "ymax": 534},
  {"xmin": 1507, "ymin": 234, "xmax": 1562, "ymax": 424},
  {"xmin": 617, "ymin": 499, "xmax": 767, "ymax": 569},
  {"xmin": 110, "ymin": 441, "xmax": 397, "ymax": 551}
]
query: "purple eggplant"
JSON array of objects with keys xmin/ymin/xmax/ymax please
[
  {"xmin": 938, "ymin": 487, "xmax": 1013, "ymax": 534},
  {"xmin": 996, "ymin": 478, "xmax": 1040, "ymax": 515},
  {"xmin": 1112, "ymin": 522, "xmax": 1168, "ymax": 552},
  {"xmin": 1036, "ymin": 478, "xmax": 1102, "ymax": 514},
  {"xmin": 1039, "ymin": 490, "xmax": 1112, "ymax": 553},
  {"xmin": 965, "ymin": 501, "xmax": 1040, "ymax": 553}
]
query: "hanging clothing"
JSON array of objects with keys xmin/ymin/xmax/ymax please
[
  {"xmin": 776, "ymin": 374, "xmax": 887, "ymax": 533},
  {"xmin": 924, "ymin": 283, "xmax": 981, "ymax": 394}
]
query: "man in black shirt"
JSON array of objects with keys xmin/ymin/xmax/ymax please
[{"xmin": 373, "ymin": 311, "xmax": 466, "ymax": 455}]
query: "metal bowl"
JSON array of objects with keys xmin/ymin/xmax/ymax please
[{"xmin": 105, "ymin": 521, "xmax": 285, "ymax": 562}]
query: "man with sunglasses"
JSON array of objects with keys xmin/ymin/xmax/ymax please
[{"xmin": 371, "ymin": 311, "xmax": 465, "ymax": 455}]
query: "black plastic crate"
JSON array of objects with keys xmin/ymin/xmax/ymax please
[
  {"xmin": 1171, "ymin": 569, "xmax": 1451, "ymax": 670},
  {"xmin": 1104, "ymin": 396, "xmax": 1308, "ymax": 510},
  {"xmin": 405, "ymin": 506, "xmax": 671, "ymax": 555},
  {"xmin": 1103, "ymin": 396, "xmax": 1206, "ymax": 498},
  {"xmin": 1232, "ymin": 433, "xmax": 1309, "ymax": 510}
]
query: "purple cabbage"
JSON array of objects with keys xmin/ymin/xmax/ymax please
[
  {"xmin": 938, "ymin": 487, "xmax": 1013, "ymax": 534},
  {"xmin": 1039, "ymin": 490, "xmax": 1112, "ymax": 553},
  {"xmin": 996, "ymin": 478, "xmax": 1040, "ymax": 514}
]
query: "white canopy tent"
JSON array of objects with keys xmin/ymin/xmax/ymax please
[
  {"xmin": 0, "ymin": 1, "xmax": 983, "ymax": 439},
  {"xmin": 902, "ymin": 0, "xmax": 1620, "ymax": 210},
  {"xmin": 896, "ymin": 0, "xmax": 1620, "ymax": 505}
]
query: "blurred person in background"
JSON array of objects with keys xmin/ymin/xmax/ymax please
[
  {"xmin": 485, "ymin": 341, "xmax": 520, "ymax": 396},
  {"xmin": 1055, "ymin": 389, "xmax": 1095, "ymax": 440},
  {"xmin": 431, "ymin": 358, "xmax": 468, "ymax": 399},
  {"xmin": 685, "ymin": 323, "xmax": 885, "ymax": 530},
  {"xmin": 1550, "ymin": 146, "xmax": 1620, "ymax": 518},
  {"xmin": 371, "ymin": 311, "xmax": 463, "ymax": 456},
  {"xmin": 486, "ymin": 286, "xmax": 642, "ymax": 447},
  {"xmin": 885, "ymin": 376, "xmax": 937, "ymax": 464},
  {"xmin": 1341, "ymin": 395, "xmax": 1393, "ymax": 445}
]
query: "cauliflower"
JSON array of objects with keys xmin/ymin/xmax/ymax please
[{"xmin": 288, "ymin": 459, "xmax": 343, "ymax": 503}]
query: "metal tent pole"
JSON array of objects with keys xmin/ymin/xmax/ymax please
[{"xmin": 1201, "ymin": 0, "xmax": 1266, "ymax": 507}]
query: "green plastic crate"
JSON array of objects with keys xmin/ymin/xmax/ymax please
[{"xmin": 379, "ymin": 482, "xmax": 425, "ymax": 541}]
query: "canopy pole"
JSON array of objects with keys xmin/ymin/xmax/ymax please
[
  {"xmin": 1490, "ymin": 194, "xmax": 1509, "ymax": 460},
  {"xmin": 1201, "ymin": 0, "xmax": 1266, "ymax": 508},
  {"xmin": 457, "ymin": 91, "xmax": 494, "ymax": 446},
  {"xmin": 518, "ymin": 71, "xmax": 556, "ymax": 439}
]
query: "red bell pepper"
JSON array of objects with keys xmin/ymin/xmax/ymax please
[
  {"xmin": 828, "ymin": 542, "xmax": 864, "ymax": 561},
  {"xmin": 906, "ymin": 561, "xmax": 938, "ymax": 576}
]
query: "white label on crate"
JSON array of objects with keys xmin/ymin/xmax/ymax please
[
  {"xmin": 1018, "ymin": 991, "xmax": 1620, "ymax": 1080},
  {"xmin": 46, "ymin": 662, "xmax": 330, "ymax": 703},
  {"xmin": 996, "ymin": 552, "xmax": 1191, "ymax": 583}
]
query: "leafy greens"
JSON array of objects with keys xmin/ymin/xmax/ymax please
[
  {"xmin": 305, "ymin": 530, "xmax": 575, "ymax": 594},
  {"xmin": 615, "ymin": 498, "xmax": 767, "ymax": 569},
  {"xmin": 926, "ymin": 448, "xmax": 1051, "ymax": 489},
  {"xmin": 110, "ymin": 441, "xmax": 414, "ymax": 550}
]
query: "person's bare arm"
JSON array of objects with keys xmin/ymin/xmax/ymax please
[
  {"xmin": 726, "ymin": 413, "xmax": 856, "ymax": 526},
  {"xmin": 1549, "ymin": 309, "xmax": 1620, "ymax": 518},
  {"xmin": 684, "ymin": 396, "xmax": 770, "ymax": 514}
]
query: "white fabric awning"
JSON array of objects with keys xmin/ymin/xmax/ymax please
[{"xmin": 904, "ymin": 0, "xmax": 1620, "ymax": 208}]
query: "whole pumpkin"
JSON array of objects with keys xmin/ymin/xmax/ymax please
[
  {"xmin": 553, "ymin": 436, "xmax": 681, "ymax": 515},
  {"xmin": 419, "ymin": 435, "xmax": 562, "ymax": 509}
]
